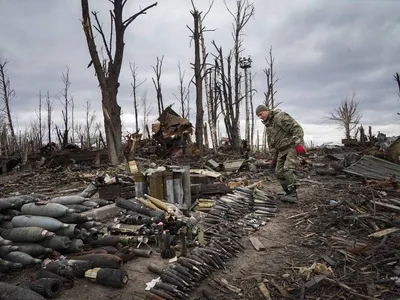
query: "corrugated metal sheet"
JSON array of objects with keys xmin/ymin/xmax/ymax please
[{"xmin": 344, "ymin": 155, "xmax": 400, "ymax": 181}]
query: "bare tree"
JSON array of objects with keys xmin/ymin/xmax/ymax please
[
  {"xmin": 195, "ymin": 0, "xmax": 215, "ymax": 151},
  {"xmin": 263, "ymin": 46, "xmax": 280, "ymax": 109},
  {"xmin": 129, "ymin": 62, "xmax": 146, "ymax": 133},
  {"xmin": 70, "ymin": 97, "xmax": 75, "ymax": 143},
  {"xmin": 84, "ymin": 100, "xmax": 96, "ymax": 149},
  {"xmin": 35, "ymin": 91, "xmax": 44, "ymax": 147},
  {"xmin": 151, "ymin": 55, "xmax": 164, "ymax": 116},
  {"xmin": 188, "ymin": 2, "xmax": 205, "ymax": 153},
  {"xmin": 329, "ymin": 92, "xmax": 362, "ymax": 139},
  {"xmin": 262, "ymin": 46, "xmax": 280, "ymax": 152},
  {"xmin": 74, "ymin": 122, "xmax": 84, "ymax": 148},
  {"xmin": 208, "ymin": 58, "xmax": 221, "ymax": 151},
  {"xmin": 55, "ymin": 66, "xmax": 72, "ymax": 148},
  {"xmin": 395, "ymin": 72, "xmax": 400, "ymax": 98},
  {"xmin": 141, "ymin": 91, "xmax": 152, "ymax": 138},
  {"xmin": 173, "ymin": 62, "xmax": 190, "ymax": 119},
  {"xmin": 212, "ymin": 0, "xmax": 255, "ymax": 151},
  {"xmin": 45, "ymin": 91, "xmax": 53, "ymax": 144},
  {"xmin": 81, "ymin": 0, "xmax": 157, "ymax": 165},
  {"xmin": 0, "ymin": 60, "xmax": 19, "ymax": 155}
]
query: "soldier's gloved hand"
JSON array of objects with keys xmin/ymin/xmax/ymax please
[
  {"xmin": 270, "ymin": 159, "xmax": 276, "ymax": 169},
  {"xmin": 295, "ymin": 145, "xmax": 306, "ymax": 154}
]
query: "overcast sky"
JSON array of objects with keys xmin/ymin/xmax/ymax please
[{"xmin": 0, "ymin": 0, "xmax": 399, "ymax": 145}]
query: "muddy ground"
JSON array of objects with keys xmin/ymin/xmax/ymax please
[{"xmin": 1, "ymin": 165, "xmax": 400, "ymax": 300}]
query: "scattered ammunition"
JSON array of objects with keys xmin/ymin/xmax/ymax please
[
  {"xmin": 0, "ymin": 245, "xmax": 19, "ymax": 256},
  {"xmin": 3, "ymin": 251, "xmax": 42, "ymax": 266},
  {"xmin": 0, "ymin": 221, "xmax": 13, "ymax": 229},
  {"xmin": 42, "ymin": 259, "xmax": 75, "ymax": 278},
  {"xmin": 150, "ymin": 288, "xmax": 176, "ymax": 300},
  {"xmin": 132, "ymin": 248, "xmax": 153, "ymax": 258},
  {"xmin": 72, "ymin": 248, "xmax": 108, "ymax": 256},
  {"xmin": 38, "ymin": 235, "xmax": 71, "ymax": 251},
  {"xmin": 55, "ymin": 224, "xmax": 81, "ymax": 238},
  {"xmin": 49, "ymin": 195, "xmax": 86, "ymax": 205},
  {"xmin": 82, "ymin": 221, "xmax": 102, "ymax": 229},
  {"xmin": 98, "ymin": 246, "xmax": 118, "ymax": 254},
  {"xmin": 64, "ymin": 239, "xmax": 84, "ymax": 253},
  {"xmin": 43, "ymin": 259, "xmax": 90, "ymax": 278},
  {"xmin": 148, "ymin": 262, "xmax": 166, "ymax": 275},
  {"xmin": 0, "ymin": 258, "xmax": 22, "ymax": 269},
  {"xmin": 57, "ymin": 213, "xmax": 92, "ymax": 224},
  {"xmin": 64, "ymin": 204, "xmax": 91, "ymax": 213},
  {"xmin": 0, "ymin": 282, "xmax": 47, "ymax": 300},
  {"xmin": 155, "ymin": 282, "xmax": 189, "ymax": 299},
  {"xmin": 5, "ymin": 209, "xmax": 20, "ymax": 217},
  {"xmin": 12, "ymin": 243, "xmax": 52, "ymax": 257},
  {"xmin": 29, "ymin": 278, "xmax": 64, "ymax": 299},
  {"xmin": 114, "ymin": 247, "xmax": 136, "ymax": 263},
  {"xmin": 68, "ymin": 253, "xmax": 123, "ymax": 269},
  {"xmin": 0, "ymin": 199, "xmax": 15, "ymax": 211},
  {"xmin": 12, "ymin": 215, "xmax": 70, "ymax": 231},
  {"xmin": 89, "ymin": 235, "xmax": 119, "ymax": 247},
  {"xmin": 90, "ymin": 198, "xmax": 113, "ymax": 207},
  {"xmin": 35, "ymin": 269, "xmax": 67, "ymax": 283},
  {"xmin": 81, "ymin": 201, "xmax": 100, "ymax": 208},
  {"xmin": 21, "ymin": 203, "xmax": 74, "ymax": 218},
  {"xmin": 1, "ymin": 227, "xmax": 54, "ymax": 243},
  {"xmin": 161, "ymin": 231, "xmax": 175, "ymax": 259},
  {"xmin": 135, "ymin": 197, "xmax": 161, "ymax": 211},
  {"xmin": 85, "ymin": 267, "xmax": 129, "ymax": 288}
]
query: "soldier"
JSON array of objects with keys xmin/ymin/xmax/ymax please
[{"xmin": 256, "ymin": 104, "xmax": 305, "ymax": 203}]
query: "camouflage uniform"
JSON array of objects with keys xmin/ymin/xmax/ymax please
[{"xmin": 263, "ymin": 109, "xmax": 304, "ymax": 197}]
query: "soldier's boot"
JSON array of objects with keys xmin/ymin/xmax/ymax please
[{"xmin": 281, "ymin": 187, "xmax": 298, "ymax": 203}]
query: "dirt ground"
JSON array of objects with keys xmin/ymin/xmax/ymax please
[{"xmin": 2, "ymin": 165, "xmax": 400, "ymax": 300}]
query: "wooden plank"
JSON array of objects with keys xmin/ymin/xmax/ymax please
[
  {"xmin": 249, "ymin": 236, "xmax": 266, "ymax": 251},
  {"xmin": 257, "ymin": 282, "xmax": 272, "ymax": 300},
  {"xmin": 375, "ymin": 201, "xmax": 400, "ymax": 213},
  {"xmin": 368, "ymin": 227, "xmax": 400, "ymax": 238}
]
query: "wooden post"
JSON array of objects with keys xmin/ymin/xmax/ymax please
[
  {"xmin": 182, "ymin": 165, "xmax": 191, "ymax": 208},
  {"xmin": 134, "ymin": 172, "xmax": 147, "ymax": 197},
  {"xmin": 172, "ymin": 170, "xmax": 184, "ymax": 205},
  {"xmin": 149, "ymin": 172, "xmax": 164, "ymax": 200},
  {"xmin": 163, "ymin": 171, "xmax": 174, "ymax": 204}
]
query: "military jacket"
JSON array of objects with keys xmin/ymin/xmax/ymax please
[{"xmin": 263, "ymin": 109, "xmax": 304, "ymax": 158}]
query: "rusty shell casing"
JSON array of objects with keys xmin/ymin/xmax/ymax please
[{"xmin": 85, "ymin": 267, "xmax": 129, "ymax": 288}]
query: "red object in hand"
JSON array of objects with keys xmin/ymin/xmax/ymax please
[
  {"xmin": 296, "ymin": 145, "xmax": 306, "ymax": 154},
  {"xmin": 271, "ymin": 159, "xmax": 276, "ymax": 168}
]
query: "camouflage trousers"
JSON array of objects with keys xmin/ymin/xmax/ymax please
[{"xmin": 274, "ymin": 146, "xmax": 298, "ymax": 194}]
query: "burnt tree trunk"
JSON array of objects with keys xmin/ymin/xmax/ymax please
[
  {"xmin": 46, "ymin": 91, "xmax": 53, "ymax": 144},
  {"xmin": 191, "ymin": 8, "xmax": 204, "ymax": 154},
  {"xmin": 81, "ymin": 0, "xmax": 157, "ymax": 165},
  {"xmin": 152, "ymin": 56, "xmax": 164, "ymax": 116},
  {"xmin": 0, "ymin": 60, "xmax": 19, "ymax": 155}
]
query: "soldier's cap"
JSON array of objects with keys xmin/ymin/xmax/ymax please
[{"xmin": 256, "ymin": 104, "xmax": 269, "ymax": 115}]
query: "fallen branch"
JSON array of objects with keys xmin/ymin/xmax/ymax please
[{"xmin": 324, "ymin": 277, "xmax": 380, "ymax": 300}]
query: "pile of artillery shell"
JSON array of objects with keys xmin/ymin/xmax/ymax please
[
  {"xmin": 147, "ymin": 186, "xmax": 277, "ymax": 299},
  {"xmin": 0, "ymin": 194, "xmax": 109, "ymax": 275},
  {"xmin": 252, "ymin": 188, "xmax": 278, "ymax": 217}
]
